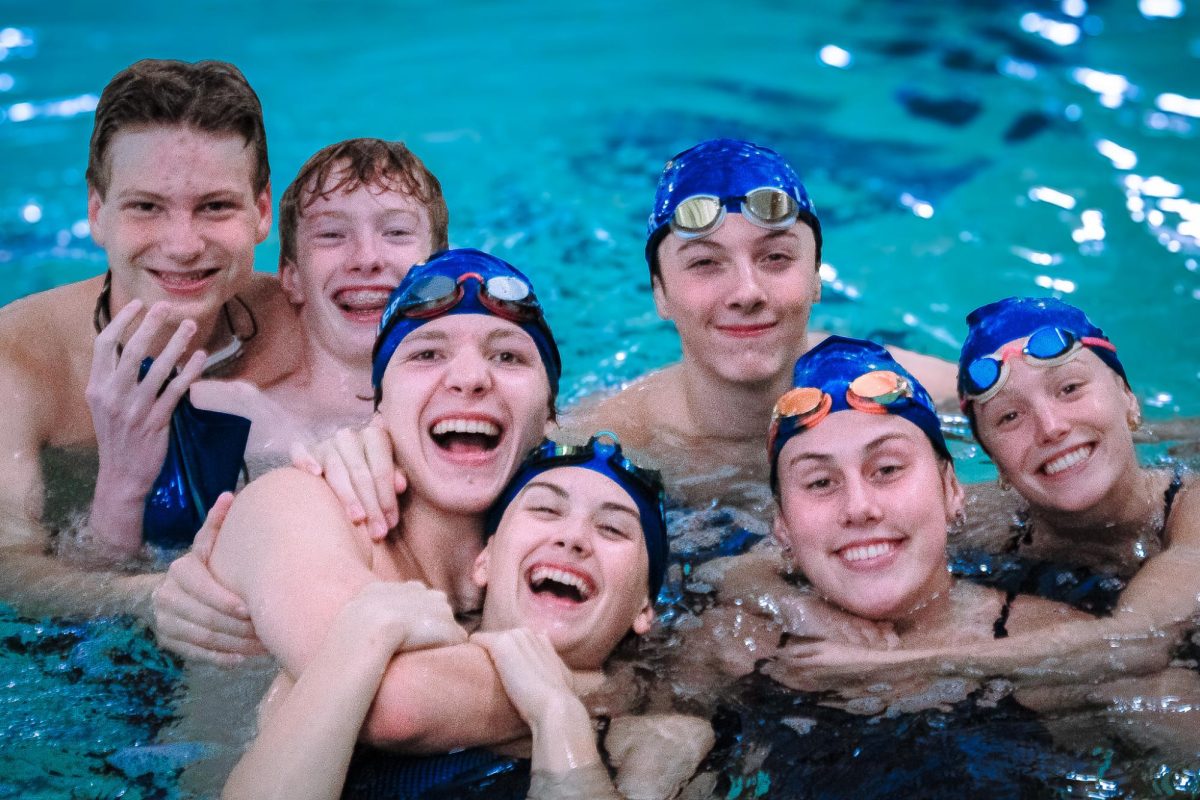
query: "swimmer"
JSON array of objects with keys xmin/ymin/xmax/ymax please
[
  {"xmin": 570, "ymin": 138, "xmax": 957, "ymax": 503},
  {"xmin": 223, "ymin": 434, "xmax": 711, "ymax": 799},
  {"xmin": 766, "ymin": 300, "xmax": 1200, "ymax": 693},
  {"xmin": 686, "ymin": 337, "xmax": 1200, "ymax": 764},
  {"xmin": 0, "ymin": 58, "xmax": 300, "ymax": 617}
]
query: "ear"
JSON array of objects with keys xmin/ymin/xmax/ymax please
[
  {"xmin": 939, "ymin": 461, "xmax": 965, "ymax": 524},
  {"xmin": 771, "ymin": 506, "xmax": 793, "ymax": 550},
  {"xmin": 1120, "ymin": 380, "xmax": 1140, "ymax": 426},
  {"xmin": 279, "ymin": 259, "xmax": 305, "ymax": 305},
  {"xmin": 810, "ymin": 269, "xmax": 822, "ymax": 304},
  {"xmin": 651, "ymin": 274, "xmax": 671, "ymax": 321},
  {"xmin": 631, "ymin": 600, "xmax": 656, "ymax": 636},
  {"xmin": 543, "ymin": 415, "xmax": 560, "ymax": 438},
  {"xmin": 254, "ymin": 182, "xmax": 273, "ymax": 243},
  {"xmin": 471, "ymin": 543, "xmax": 492, "ymax": 590},
  {"xmin": 87, "ymin": 186, "xmax": 106, "ymax": 248}
]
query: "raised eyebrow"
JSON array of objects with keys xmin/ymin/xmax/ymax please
[{"xmin": 520, "ymin": 480, "xmax": 569, "ymax": 500}]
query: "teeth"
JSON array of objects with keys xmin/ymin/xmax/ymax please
[
  {"xmin": 154, "ymin": 269, "xmax": 215, "ymax": 284},
  {"xmin": 841, "ymin": 542, "xmax": 897, "ymax": 563},
  {"xmin": 1043, "ymin": 445, "xmax": 1092, "ymax": 475},
  {"xmin": 431, "ymin": 418, "xmax": 500, "ymax": 437},
  {"xmin": 336, "ymin": 288, "xmax": 391, "ymax": 309},
  {"xmin": 530, "ymin": 566, "xmax": 593, "ymax": 600}
]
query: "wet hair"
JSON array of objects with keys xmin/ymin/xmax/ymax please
[
  {"xmin": 277, "ymin": 138, "xmax": 449, "ymax": 266},
  {"xmin": 87, "ymin": 59, "xmax": 269, "ymax": 199}
]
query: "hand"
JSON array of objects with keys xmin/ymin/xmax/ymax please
[
  {"xmin": 290, "ymin": 421, "xmax": 406, "ymax": 542},
  {"xmin": 472, "ymin": 628, "xmax": 576, "ymax": 724},
  {"xmin": 152, "ymin": 493, "xmax": 266, "ymax": 666},
  {"xmin": 762, "ymin": 639, "xmax": 920, "ymax": 693},
  {"xmin": 336, "ymin": 581, "xmax": 467, "ymax": 655},
  {"xmin": 774, "ymin": 591, "xmax": 899, "ymax": 649},
  {"xmin": 607, "ymin": 714, "xmax": 715, "ymax": 800},
  {"xmin": 87, "ymin": 300, "xmax": 207, "ymax": 555}
]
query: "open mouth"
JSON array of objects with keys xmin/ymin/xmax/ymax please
[
  {"xmin": 837, "ymin": 539, "xmax": 900, "ymax": 564},
  {"xmin": 1041, "ymin": 444, "xmax": 1093, "ymax": 476},
  {"xmin": 527, "ymin": 564, "xmax": 595, "ymax": 603},
  {"xmin": 429, "ymin": 418, "xmax": 503, "ymax": 454},
  {"xmin": 334, "ymin": 287, "xmax": 392, "ymax": 322}
]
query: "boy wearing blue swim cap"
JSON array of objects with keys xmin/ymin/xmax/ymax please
[
  {"xmin": 0, "ymin": 59, "xmax": 303, "ymax": 619},
  {"xmin": 574, "ymin": 139, "xmax": 957, "ymax": 501}
]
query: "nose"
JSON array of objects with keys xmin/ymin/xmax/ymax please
[
  {"xmin": 553, "ymin": 516, "xmax": 593, "ymax": 556},
  {"xmin": 840, "ymin": 474, "xmax": 883, "ymax": 528},
  {"xmin": 1029, "ymin": 396, "xmax": 1069, "ymax": 444},
  {"xmin": 348, "ymin": 230, "xmax": 384, "ymax": 275},
  {"xmin": 159, "ymin": 212, "xmax": 205, "ymax": 263},
  {"xmin": 442, "ymin": 347, "xmax": 493, "ymax": 396},
  {"xmin": 726, "ymin": 258, "xmax": 767, "ymax": 314}
]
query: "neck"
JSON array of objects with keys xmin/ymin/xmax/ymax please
[
  {"xmin": 399, "ymin": 494, "xmax": 486, "ymax": 614},
  {"xmin": 296, "ymin": 317, "xmax": 376, "ymax": 406},
  {"xmin": 105, "ymin": 279, "xmax": 229, "ymax": 363},
  {"xmin": 889, "ymin": 565, "xmax": 956, "ymax": 638},
  {"xmin": 677, "ymin": 341, "xmax": 805, "ymax": 440},
  {"xmin": 1031, "ymin": 464, "xmax": 1159, "ymax": 544}
]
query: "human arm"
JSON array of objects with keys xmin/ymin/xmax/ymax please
[
  {"xmin": 289, "ymin": 422, "xmax": 407, "ymax": 542},
  {"xmin": 86, "ymin": 300, "xmax": 208, "ymax": 558},
  {"xmin": 223, "ymin": 581, "xmax": 467, "ymax": 800},
  {"xmin": 151, "ymin": 492, "xmax": 266, "ymax": 665},
  {"xmin": 207, "ymin": 468, "xmax": 533, "ymax": 752}
]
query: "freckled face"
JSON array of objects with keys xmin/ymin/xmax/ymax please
[
  {"xmin": 281, "ymin": 172, "xmax": 434, "ymax": 366},
  {"xmin": 973, "ymin": 347, "xmax": 1139, "ymax": 516},
  {"xmin": 653, "ymin": 215, "xmax": 820, "ymax": 387},
  {"xmin": 88, "ymin": 125, "xmax": 271, "ymax": 328},
  {"xmin": 473, "ymin": 467, "xmax": 654, "ymax": 670},
  {"xmin": 774, "ymin": 412, "xmax": 961, "ymax": 621}
]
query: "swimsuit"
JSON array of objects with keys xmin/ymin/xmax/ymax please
[
  {"xmin": 341, "ymin": 745, "xmax": 529, "ymax": 799},
  {"xmin": 958, "ymin": 465, "xmax": 1185, "ymax": 621}
]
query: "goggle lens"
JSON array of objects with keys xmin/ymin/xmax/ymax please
[
  {"xmin": 964, "ymin": 327, "xmax": 1112, "ymax": 403},
  {"xmin": 848, "ymin": 370, "xmax": 912, "ymax": 406},
  {"xmin": 393, "ymin": 272, "xmax": 538, "ymax": 323},
  {"xmin": 742, "ymin": 187, "xmax": 800, "ymax": 229},
  {"xmin": 773, "ymin": 387, "xmax": 832, "ymax": 428},
  {"xmin": 670, "ymin": 195, "xmax": 723, "ymax": 238}
]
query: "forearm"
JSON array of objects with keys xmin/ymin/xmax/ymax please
[
  {"xmin": 224, "ymin": 630, "xmax": 393, "ymax": 800},
  {"xmin": 528, "ymin": 693, "xmax": 602, "ymax": 775},
  {"xmin": 0, "ymin": 541, "xmax": 161, "ymax": 620},
  {"xmin": 87, "ymin": 466, "xmax": 152, "ymax": 558},
  {"xmin": 528, "ymin": 763, "xmax": 623, "ymax": 800}
]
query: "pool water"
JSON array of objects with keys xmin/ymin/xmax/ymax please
[{"xmin": 1, "ymin": 0, "xmax": 1198, "ymax": 797}]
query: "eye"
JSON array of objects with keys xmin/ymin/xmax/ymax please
[
  {"xmin": 125, "ymin": 201, "xmax": 158, "ymax": 214},
  {"xmin": 1060, "ymin": 381, "xmax": 1083, "ymax": 397},
  {"xmin": 409, "ymin": 349, "xmax": 440, "ymax": 361},
  {"xmin": 875, "ymin": 463, "xmax": 905, "ymax": 480},
  {"xmin": 201, "ymin": 200, "xmax": 237, "ymax": 213},
  {"xmin": 762, "ymin": 251, "xmax": 796, "ymax": 267},
  {"xmin": 492, "ymin": 350, "xmax": 530, "ymax": 365},
  {"xmin": 685, "ymin": 256, "xmax": 720, "ymax": 270},
  {"xmin": 315, "ymin": 229, "xmax": 345, "ymax": 240},
  {"xmin": 805, "ymin": 477, "xmax": 833, "ymax": 491},
  {"xmin": 384, "ymin": 228, "xmax": 414, "ymax": 238}
]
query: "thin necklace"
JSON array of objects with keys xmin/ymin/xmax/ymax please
[{"xmin": 92, "ymin": 271, "xmax": 258, "ymax": 377}]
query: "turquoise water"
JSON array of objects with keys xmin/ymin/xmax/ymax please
[{"xmin": 1, "ymin": 0, "xmax": 1199, "ymax": 796}]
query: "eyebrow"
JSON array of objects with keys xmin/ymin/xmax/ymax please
[
  {"xmin": 787, "ymin": 432, "xmax": 913, "ymax": 467},
  {"xmin": 522, "ymin": 481, "xmax": 640, "ymax": 520}
]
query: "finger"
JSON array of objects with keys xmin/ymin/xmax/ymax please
[
  {"xmin": 192, "ymin": 492, "xmax": 235, "ymax": 563},
  {"xmin": 333, "ymin": 429, "xmax": 377, "ymax": 526},
  {"xmin": 138, "ymin": 318, "xmax": 198, "ymax": 397},
  {"xmin": 116, "ymin": 302, "xmax": 175, "ymax": 387},
  {"xmin": 163, "ymin": 554, "xmax": 250, "ymax": 621},
  {"xmin": 321, "ymin": 448, "xmax": 366, "ymax": 524},
  {"xmin": 362, "ymin": 427, "xmax": 400, "ymax": 531},
  {"xmin": 157, "ymin": 614, "xmax": 267, "ymax": 657},
  {"xmin": 288, "ymin": 440, "xmax": 324, "ymax": 476},
  {"xmin": 155, "ymin": 633, "xmax": 257, "ymax": 667},
  {"xmin": 90, "ymin": 298, "xmax": 145, "ymax": 380},
  {"xmin": 145, "ymin": 349, "xmax": 207, "ymax": 430}
]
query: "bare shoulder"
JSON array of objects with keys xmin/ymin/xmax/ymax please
[
  {"xmin": 566, "ymin": 365, "xmax": 680, "ymax": 449},
  {"xmin": 237, "ymin": 272, "xmax": 301, "ymax": 385},
  {"xmin": 1164, "ymin": 473, "xmax": 1200, "ymax": 550}
]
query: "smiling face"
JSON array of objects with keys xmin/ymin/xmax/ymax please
[
  {"xmin": 88, "ymin": 125, "xmax": 271, "ymax": 329},
  {"xmin": 973, "ymin": 346, "xmax": 1140, "ymax": 516},
  {"xmin": 281, "ymin": 171, "xmax": 434, "ymax": 366},
  {"xmin": 653, "ymin": 215, "xmax": 820, "ymax": 387},
  {"xmin": 377, "ymin": 314, "xmax": 552, "ymax": 515},
  {"xmin": 473, "ymin": 466, "xmax": 655, "ymax": 670},
  {"xmin": 774, "ymin": 411, "xmax": 962, "ymax": 621}
]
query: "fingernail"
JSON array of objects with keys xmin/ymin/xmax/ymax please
[
  {"xmin": 372, "ymin": 521, "xmax": 388, "ymax": 539},
  {"xmin": 350, "ymin": 504, "xmax": 365, "ymax": 522}
]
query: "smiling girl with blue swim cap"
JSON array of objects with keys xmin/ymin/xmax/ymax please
[{"xmin": 575, "ymin": 139, "xmax": 957, "ymax": 503}]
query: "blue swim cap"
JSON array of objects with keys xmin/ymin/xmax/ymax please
[
  {"xmin": 769, "ymin": 336, "xmax": 950, "ymax": 491},
  {"xmin": 371, "ymin": 249, "xmax": 561, "ymax": 400},
  {"xmin": 483, "ymin": 433, "xmax": 669, "ymax": 603},
  {"xmin": 958, "ymin": 297, "xmax": 1127, "ymax": 405},
  {"xmin": 645, "ymin": 138, "xmax": 822, "ymax": 276}
]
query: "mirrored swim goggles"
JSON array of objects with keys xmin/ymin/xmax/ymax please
[
  {"xmin": 962, "ymin": 326, "xmax": 1118, "ymax": 405},
  {"xmin": 668, "ymin": 186, "xmax": 802, "ymax": 239},
  {"xmin": 387, "ymin": 270, "xmax": 541, "ymax": 323},
  {"xmin": 771, "ymin": 369, "xmax": 915, "ymax": 436}
]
